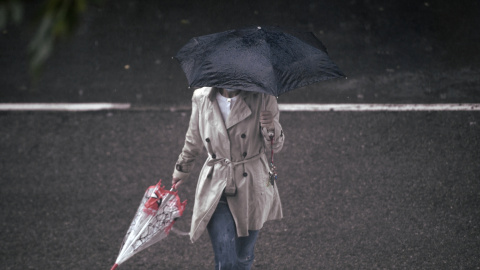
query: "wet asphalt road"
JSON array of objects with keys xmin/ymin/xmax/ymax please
[
  {"xmin": 1, "ymin": 110, "xmax": 479, "ymax": 269},
  {"xmin": 1, "ymin": 0, "xmax": 479, "ymax": 269},
  {"xmin": 1, "ymin": 0, "xmax": 479, "ymax": 105}
]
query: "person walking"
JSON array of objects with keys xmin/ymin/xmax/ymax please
[{"xmin": 172, "ymin": 86, "xmax": 285, "ymax": 269}]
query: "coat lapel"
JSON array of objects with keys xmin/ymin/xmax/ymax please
[
  {"xmin": 226, "ymin": 92, "xmax": 252, "ymax": 129},
  {"xmin": 206, "ymin": 88, "xmax": 229, "ymax": 140}
]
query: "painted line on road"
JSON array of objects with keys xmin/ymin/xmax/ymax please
[
  {"xmin": 0, "ymin": 103, "xmax": 131, "ymax": 111},
  {"xmin": 0, "ymin": 103, "xmax": 479, "ymax": 112},
  {"xmin": 278, "ymin": 103, "xmax": 480, "ymax": 111}
]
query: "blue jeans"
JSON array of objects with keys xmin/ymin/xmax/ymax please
[{"xmin": 207, "ymin": 197, "xmax": 259, "ymax": 270}]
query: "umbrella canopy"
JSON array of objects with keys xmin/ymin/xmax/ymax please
[
  {"xmin": 175, "ymin": 26, "xmax": 345, "ymax": 96},
  {"xmin": 111, "ymin": 180, "xmax": 187, "ymax": 270}
]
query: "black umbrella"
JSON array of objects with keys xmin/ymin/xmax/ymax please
[{"xmin": 175, "ymin": 26, "xmax": 345, "ymax": 97}]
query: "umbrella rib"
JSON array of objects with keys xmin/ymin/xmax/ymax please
[{"xmin": 262, "ymin": 30, "xmax": 279, "ymax": 96}]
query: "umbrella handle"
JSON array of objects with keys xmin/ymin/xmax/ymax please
[{"xmin": 110, "ymin": 264, "xmax": 118, "ymax": 270}]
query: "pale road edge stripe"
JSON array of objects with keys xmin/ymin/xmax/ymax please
[
  {"xmin": 0, "ymin": 103, "xmax": 131, "ymax": 111},
  {"xmin": 0, "ymin": 103, "xmax": 480, "ymax": 111},
  {"xmin": 278, "ymin": 103, "xmax": 480, "ymax": 111}
]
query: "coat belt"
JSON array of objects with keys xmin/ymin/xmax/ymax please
[{"xmin": 206, "ymin": 152, "xmax": 263, "ymax": 195}]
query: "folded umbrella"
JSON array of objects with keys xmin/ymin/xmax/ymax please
[{"xmin": 110, "ymin": 180, "xmax": 187, "ymax": 270}]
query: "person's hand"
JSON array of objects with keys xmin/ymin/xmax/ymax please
[
  {"xmin": 172, "ymin": 177, "xmax": 183, "ymax": 189},
  {"xmin": 260, "ymin": 111, "xmax": 275, "ymax": 131}
]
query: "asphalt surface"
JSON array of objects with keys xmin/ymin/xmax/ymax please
[
  {"xmin": 1, "ymin": 0, "xmax": 479, "ymax": 104},
  {"xmin": 1, "ymin": 0, "xmax": 480, "ymax": 269},
  {"xmin": 1, "ymin": 110, "xmax": 479, "ymax": 269}
]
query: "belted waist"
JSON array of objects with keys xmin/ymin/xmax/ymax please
[{"xmin": 206, "ymin": 153, "xmax": 263, "ymax": 196}]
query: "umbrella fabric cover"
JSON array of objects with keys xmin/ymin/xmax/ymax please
[
  {"xmin": 175, "ymin": 26, "xmax": 345, "ymax": 96},
  {"xmin": 111, "ymin": 180, "xmax": 187, "ymax": 270}
]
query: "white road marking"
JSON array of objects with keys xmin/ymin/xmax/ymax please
[
  {"xmin": 0, "ymin": 103, "xmax": 479, "ymax": 111},
  {"xmin": 278, "ymin": 103, "xmax": 480, "ymax": 111},
  {"xmin": 0, "ymin": 103, "xmax": 131, "ymax": 111}
]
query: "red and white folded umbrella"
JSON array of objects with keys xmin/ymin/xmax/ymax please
[{"xmin": 111, "ymin": 180, "xmax": 187, "ymax": 270}]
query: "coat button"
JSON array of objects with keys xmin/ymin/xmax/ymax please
[
  {"xmin": 212, "ymin": 154, "xmax": 216, "ymax": 159},
  {"xmin": 241, "ymin": 134, "xmax": 246, "ymax": 139},
  {"xmin": 243, "ymin": 172, "xmax": 248, "ymax": 177},
  {"xmin": 206, "ymin": 138, "xmax": 210, "ymax": 143},
  {"xmin": 243, "ymin": 152, "xmax": 247, "ymax": 157}
]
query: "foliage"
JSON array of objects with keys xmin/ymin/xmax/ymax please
[
  {"xmin": 0, "ymin": 0, "xmax": 23, "ymax": 27},
  {"xmin": 0, "ymin": 0, "xmax": 105, "ymax": 81}
]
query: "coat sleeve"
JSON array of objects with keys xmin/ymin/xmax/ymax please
[
  {"xmin": 172, "ymin": 92, "xmax": 204, "ymax": 181},
  {"xmin": 261, "ymin": 94, "xmax": 285, "ymax": 153}
]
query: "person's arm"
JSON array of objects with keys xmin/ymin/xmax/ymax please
[
  {"xmin": 172, "ymin": 92, "xmax": 203, "ymax": 188},
  {"xmin": 260, "ymin": 94, "xmax": 285, "ymax": 153}
]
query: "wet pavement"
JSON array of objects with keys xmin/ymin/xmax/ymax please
[
  {"xmin": 1, "ymin": 110, "xmax": 479, "ymax": 269},
  {"xmin": 1, "ymin": 1, "xmax": 480, "ymax": 269},
  {"xmin": 1, "ymin": 0, "xmax": 479, "ymax": 105}
]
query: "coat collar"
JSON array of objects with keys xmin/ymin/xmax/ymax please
[
  {"xmin": 226, "ymin": 91, "xmax": 252, "ymax": 129},
  {"xmin": 208, "ymin": 88, "xmax": 252, "ymax": 130}
]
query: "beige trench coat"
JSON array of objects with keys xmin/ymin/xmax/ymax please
[{"xmin": 173, "ymin": 87, "xmax": 285, "ymax": 242}]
